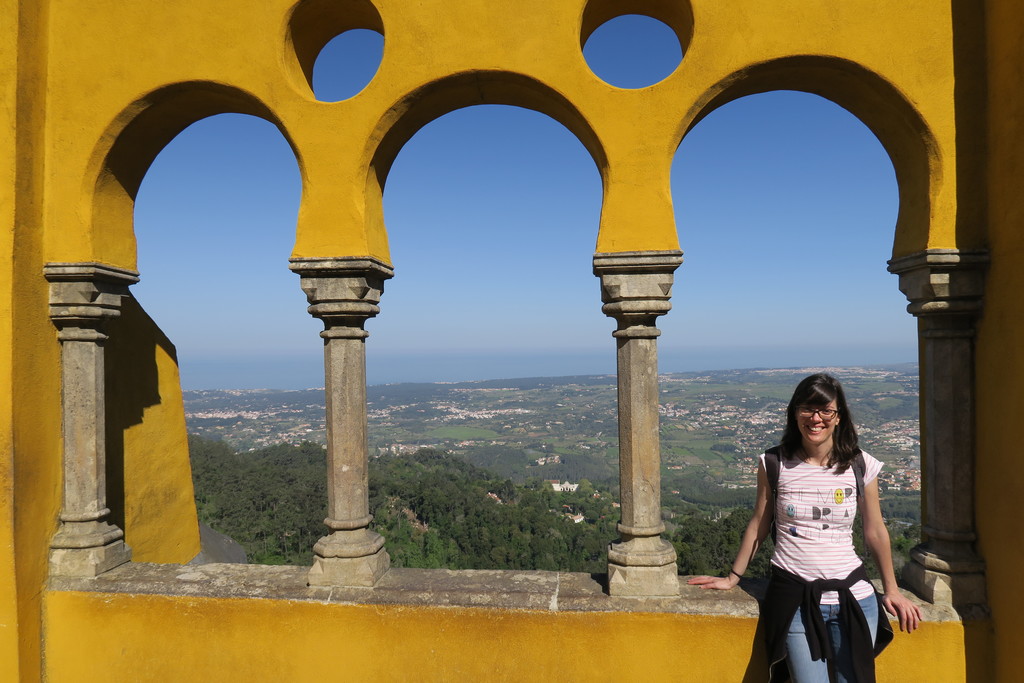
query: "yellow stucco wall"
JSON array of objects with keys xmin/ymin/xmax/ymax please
[
  {"xmin": 106, "ymin": 298, "xmax": 201, "ymax": 564},
  {"xmin": 42, "ymin": 0, "xmax": 960, "ymax": 272},
  {"xmin": 974, "ymin": 1, "xmax": 1024, "ymax": 681},
  {"xmin": 3, "ymin": 0, "xmax": 1022, "ymax": 680},
  {"xmin": 0, "ymin": 1, "xmax": 22, "ymax": 677},
  {"xmin": 43, "ymin": 590, "xmax": 972, "ymax": 683},
  {"xmin": 5, "ymin": 2, "xmax": 61, "ymax": 680}
]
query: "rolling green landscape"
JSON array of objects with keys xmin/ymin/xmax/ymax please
[{"xmin": 185, "ymin": 364, "xmax": 922, "ymax": 575}]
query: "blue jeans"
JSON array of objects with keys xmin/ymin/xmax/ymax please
[{"xmin": 785, "ymin": 594, "xmax": 879, "ymax": 683}]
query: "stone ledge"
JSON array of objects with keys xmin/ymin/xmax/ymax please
[{"xmin": 48, "ymin": 563, "xmax": 959, "ymax": 622}]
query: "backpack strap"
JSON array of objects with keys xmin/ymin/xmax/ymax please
[
  {"xmin": 764, "ymin": 445, "xmax": 783, "ymax": 500},
  {"xmin": 852, "ymin": 450, "xmax": 866, "ymax": 501},
  {"xmin": 763, "ymin": 446, "xmax": 783, "ymax": 543}
]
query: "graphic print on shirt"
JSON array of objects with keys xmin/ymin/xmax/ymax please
[{"xmin": 781, "ymin": 485, "xmax": 856, "ymax": 542}]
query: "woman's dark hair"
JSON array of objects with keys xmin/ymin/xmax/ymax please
[{"xmin": 780, "ymin": 373, "xmax": 861, "ymax": 471}]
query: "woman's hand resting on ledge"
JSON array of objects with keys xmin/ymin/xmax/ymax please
[{"xmin": 687, "ymin": 574, "xmax": 740, "ymax": 590}]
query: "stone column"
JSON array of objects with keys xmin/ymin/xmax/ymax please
[
  {"xmin": 44, "ymin": 263, "xmax": 137, "ymax": 577},
  {"xmin": 290, "ymin": 257, "xmax": 393, "ymax": 587},
  {"xmin": 888, "ymin": 248, "xmax": 988, "ymax": 607},
  {"xmin": 594, "ymin": 251, "xmax": 682, "ymax": 597}
]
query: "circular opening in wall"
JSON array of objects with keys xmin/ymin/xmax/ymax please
[
  {"xmin": 312, "ymin": 29, "xmax": 384, "ymax": 102},
  {"xmin": 582, "ymin": 14, "xmax": 682, "ymax": 89}
]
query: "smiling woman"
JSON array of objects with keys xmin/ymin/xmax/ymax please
[{"xmin": 689, "ymin": 373, "xmax": 923, "ymax": 681}]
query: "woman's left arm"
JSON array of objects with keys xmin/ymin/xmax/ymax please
[{"xmin": 861, "ymin": 478, "xmax": 923, "ymax": 633}]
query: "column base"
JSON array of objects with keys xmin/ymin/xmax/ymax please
[
  {"xmin": 607, "ymin": 536, "xmax": 679, "ymax": 597},
  {"xmin": 49, "ymin": 540, "xmax": 132, "ymax": 578},
  {"xmin": 902, "ymin": 547, "xmax": 986, "ymax": 607},
  {"xmin": 607, "ymin": 562, "xmax": 679, "ymax": 597},
  {"xmin": 308, "ymin": 548, "xmax": 391, "ymax": 587}
]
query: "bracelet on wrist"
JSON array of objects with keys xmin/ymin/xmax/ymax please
[{"xmin": 729, "ymin": 569, "xmax": 742, "ymax": 580}]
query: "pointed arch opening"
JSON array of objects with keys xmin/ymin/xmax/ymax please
[
  {"xmin": 133, "ymin": 113, "xmax": 309, "ymax": 390},
  {"xmin": 376, "ymin": 103, "xmax": 604, "ymax": 383},
  {"xmin": 367, "ymin": 103, "xmax": 613, "ymax": 571},
  {"xmin": 356, "ymin": 71, "xmax": 609, "ymax": 260},
  {"xmin": 88, "ymin": 83, "xmax": 301, "ymax": 269},
  {"xmin": 680, "ymin": 57, "xmax": 939, "ymax": 258},
  {"xmin": 119, "ymin": 108, "xmax": 307, "ymax": 566}
]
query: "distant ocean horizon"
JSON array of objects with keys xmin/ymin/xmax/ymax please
[{"xmin": 178, "ymin": 344, "xmax": 917, "ymax": 391}]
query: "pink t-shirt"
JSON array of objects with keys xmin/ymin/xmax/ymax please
[{"xmin": 761, "ymin": 451, "xmax": 883, "ymax": 604}]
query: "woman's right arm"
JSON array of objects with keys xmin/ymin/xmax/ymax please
[{"xmin": 687, "ymin": 460, "xmax": 774, "ymax": 590}]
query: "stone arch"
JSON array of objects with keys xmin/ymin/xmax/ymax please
[
  {"xmin": 358, "ymin": 70, "xmax": 608, "ymax": 257},
  {"xmin": 86, "ymin": 81, "xmax": 301, "ymax": 269},
  {"xmin": 680, "ymin": 55, "xmax": 938, "ymax": 259}
]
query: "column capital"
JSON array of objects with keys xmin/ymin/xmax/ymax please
[
  {"xmin": 593, "ymin": 251, "xmax": 683, "ymax": 334},
  {"xmin": 289, "ymin": 257, "xmax": 394, "ymax": 331},
  {"xmin": 887, "ymin": 249, "xmax": 988, "ymax": 317},
  {"xmin": 44, "ymin": 263, "xmax": 139, "ymax": 339}
]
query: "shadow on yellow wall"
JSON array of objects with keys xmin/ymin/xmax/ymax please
[{"xmin": 105, "ymin": 297, "xmax": 200, "ymax": 564}]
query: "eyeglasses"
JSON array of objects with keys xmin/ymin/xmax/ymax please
[{"xmin": 797, "ymin": 406, "xmax": 839, "ymax": 421}]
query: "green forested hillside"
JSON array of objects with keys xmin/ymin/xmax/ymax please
[
  {"xmin": 188, "ymin": 435, "xmax": 621, "ymax": 570},
  {"xmin": 368, "ymin": 448, "xmax": 616, "ymax": 571},
  {"xmin": 188, "ymin": 436, "xmax": 915, "ymax": 577},
  {"xmin": 183, "ymin": 367, "xmax": 923, "ymax": 529},
  {"xmin": 189, "ymin": 436, "xmax": 327, "ymax": 564}
]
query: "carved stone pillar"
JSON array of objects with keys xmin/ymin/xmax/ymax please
[
  {"xmin": 290, "ymin": 257, "xmax": 393, "ymax": 587},
  {"xmin": 594, "ymin": 251, "xmax": 682, "ymax": 597},
  {"xmin": 888, "ymin": 248, "xmax": 988, "ymax": 607},
  {"xmin": 44, "ymin": 263, "xmax": 137, "ymax": 577}
]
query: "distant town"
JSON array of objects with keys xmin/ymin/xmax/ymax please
[{"xmin": 183, "ymin": 364, "xmax": 921, "ymax": 518}]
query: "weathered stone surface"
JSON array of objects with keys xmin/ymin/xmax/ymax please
[
  {"xmin": 888, "ymin": 249, "xmax": 987, "ymax": 316},
  {"xmin": 48, "ymin": 543, "xmax": 132, "ymax": 579},
  {"xmin": 308, "ymin": 549, "xmax": 390, "ymax": 588},
  {"xmin": 607, "ymin": 563, "xmax": 681, "ymax": 598},
  {"xmin": 51, "ymin": 563, "xmax": 954, "ymax": 623}
]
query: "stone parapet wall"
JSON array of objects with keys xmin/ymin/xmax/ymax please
[{"xmin": 45, "ymin": 563, "xmax": 971, "ymax": 682}]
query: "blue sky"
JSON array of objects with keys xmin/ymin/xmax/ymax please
[{"xmin": 132, "ymin": 16, "xmax": 913, "ymax": 390}]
